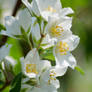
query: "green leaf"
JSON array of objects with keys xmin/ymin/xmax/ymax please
[
  {"xmin": 0, "ymin": 70, "xmax": 5, "ymax": 82},
  {"xmin": 13, "ymin": 35, "xmax": 24, "ymax": 40},
  {"xmin": 20, "ymin": 26, "xmax": 27, "ymax": 37},
  {"xmin": 39, "ymin": 47, "xmax": 55, "ymax": 65},
  {"xmin": 27, "ymin": 26, "xmax": 31, "ymax": 34},
  {"xmin": 75, "ymin": 66, "xmax": 85, "ymax": 75},
  {"xmin": 10, "ymin": 72, "xmax": 22, "ymax": 92},
  {"xmin": 0, "ymin": 24, "xmax": 6, "ymax": 32}
]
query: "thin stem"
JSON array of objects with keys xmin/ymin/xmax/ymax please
[{"xmin": 27, "ymin": 37, "xmax": 32, "ymax": 50}]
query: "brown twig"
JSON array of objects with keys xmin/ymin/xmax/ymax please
[{"xmin": 12, "ymin": 0, "xmax": 22, "ymax": 16}]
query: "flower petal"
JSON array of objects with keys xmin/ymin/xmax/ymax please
[
  {"xmin": 55, "ymin": 52, "xmax": 77, "ymax": 69},
  {"xmin": 0, "ymin": 16, "xmax": 20, "ymax": 37},
  {"xmin": 59, "ymin": 7, "xmax": 74, "ymax": 16},
  {"xmin": 0, "ymin": 44, "xmax": 11, "ymax": 62},
  {"xmin": 63, "ymin": 35, "xmax": 80, "ymax": 51},
  {"xmin": 17, "ymin": 8, "xmax": 32, "ymax": 32}
]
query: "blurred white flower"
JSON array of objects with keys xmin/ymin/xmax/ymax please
[
  {"xmin": 54, "ymin": 35, "xmax": 80, "ymax": 69},
  {"xmin": 0, "ymin": 0, "xmax": 16, "ymax": 24},
  {"xmin": 0, "ymin": 9, "xmax": 32, "ymax": 38},
  {"xmin": 22, "ymin": 0, "xmax": 74, "ymax": 21},
  {"xmin": 0, "ymin": 44, "xmax": 11, "ymax": 62}
]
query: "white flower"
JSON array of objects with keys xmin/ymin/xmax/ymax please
[
  {"xmin": 45, "ymin": 16, "xmax": 72, "ymax": 40},
  {"xmin": 0, "ymin": 44, "xmax": 11, "ymax": 62},
  {"xmin": 40, "ymin": 67, "xmax": 67, "ymax": 89},
  {"xmin": 0, "ymin": 9, "xmax": 32, "ymax": 38},
  {"xmin": 22, "ymin": 0, "xmax": 74, "ymax": 21},
  {"xmin": 23, "ymin": 82, "xmax": 58, "ymax": 92},
  {"xmin": 21, "ymin": 48, "xmax": 60, "ymax": 92},
  {"xmin": 53, "ymin": 35, "xmax": 80, "ymax": 69},
  {"xmin": 21, "ymin": 64, "xmax": 68, "ymax": 92},
  {"xmin": 21, "ymin": 48, "xmax": 51, "ymax": 78}
]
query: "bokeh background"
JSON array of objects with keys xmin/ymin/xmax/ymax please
[{"xmin": 0, "ymin": 0, "xmax": 92, "ymax": 92}]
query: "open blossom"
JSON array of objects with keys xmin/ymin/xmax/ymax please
[
  {"xmin": 53, "ymin": 35, "xmax": 80, "ymax": 69},
  {"xmin": 21, "ymin": 48, "xmax": 57, "ymax": 92},
  {"xmin": 22, "ymin": 0, "xmax": 74, "ymax": 21},
  {"xmin": 0, "ymin": 9, "xmax": 31, "ymax": 38},
  {"xmin": 0, "ymin": 44, "xmax": 11, "ymax": 62},
  {"xmin": 45, "ymin": 16, "xmax": 72, "ymax": 40},
  {"xmin": 21, "ymin": 48, "xmax": 51, "ymax": 78},
  {"xmin": 21, "ymin": 48, "xmax": 68, "ymax": 92}
]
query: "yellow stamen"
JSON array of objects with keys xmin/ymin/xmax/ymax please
[
  {"xmin": 57, "ymin": 41, "xmax": 69, "ymax": 55},
  {"xmin": 50, "ymin": 25, "xmax": 64, "ymax": 37},
  {"xmin": 45, "ymin": 6, "xmax": 56, "ymax": 12},
  {"xmin": 48, "ymin": 70, "xmax": 56, "ymax": 85},
  {"xmin": 26, "ymin": 64, "xmax": 38, "ymax": 74}
]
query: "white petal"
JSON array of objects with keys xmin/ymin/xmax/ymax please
[
  {"xmin": 55, "ymin": 52, "xmax": 77, "ymax": 69},
  {"xmin": 25, "ymin": 73, "xmax": 37, "ymax": 78},
  {"xmin": 54, "ymin": 65, "xmax": 68, "ymax": 77},
  {"xmin": 35, "ymin": 0, "xmax": 62, "ymax": 12},
  {"xmin": 40, "ymin": 81, "xmax": 58, "ymax": 92},
  {"xmin": 17, "ymin": 8, "xmax": 32, "ymax": 32},
  {"xmin": 40, "ymin": 60, "xmax": 51, "ymax": 70},
  {"xmin": 31, "ymin": 0, "xmax": 40, "ymax": 16},
  {"xmin": 31, "ymin": 17, "xmax": 41, "ymax": 41},
  {"xmin": 5, "ymin": 56, "xmax": 16, "ymax": 66},
  {"xmin": 0, "ymin": 16, "xmax": 21, "ymax": 37},
  {"xmin": 51, "ymin": 79, "xmax": 60, "ymax": 89},
  {"xmin": 59, "ymin": 7, "xmax": 74, "ymax": 16},
  {"xmin": 24, "ymin": 48, "xmax": 39, "ymax": 64},
  {"xmin": 22, "ymin": 0, "xmax": 33, "ymax": 15},
  {"xmin": 59, "ymin": 17, "xmax": 73, "ymax": 31},
  {"xmin": 0, "ymin": 44, "xmax": 11, "ymax": 62},
  {"xmin": 63, "ymin": 35, "xmax": 80, "ymax": 51}
]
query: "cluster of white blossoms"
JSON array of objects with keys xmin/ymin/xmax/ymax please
[{"xmin": 0, "ymin": 0, "xmax": 80, "ymax": 92}]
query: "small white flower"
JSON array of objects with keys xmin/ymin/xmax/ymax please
[
  {"xmin": 53, "ymin": 35, "xmax": 80, "ymax": 69},
  {"xmin": 24, "ymin": 82, "xmax": 58, "ymax": 92},
  {"xmin": 22, "ymin": 0, "xmax": 74, "ymax": 21},
  {"xmin": 0, "ymin": 44, "xmax": 11, "ymax": 62},
  {"xmin": 21, "ymin": 48, "xmax": 59, "ymax": 92},
  {"xmin": 22, "ymin": 65, "xmax": 68, "ymax": 92},
  {"xmin": 0, "ymin": 9, "xmax": 32, "ymax": 38},
  {"xmin": 21, "ymin": 48, "xmax": 51, "ymax": 78},
  {"xmin": 45, "ymin": 16, "xmax": 72, "ymax": 40}
]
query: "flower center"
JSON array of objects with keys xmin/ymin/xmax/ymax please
[
  {"xmin": 45, "ymin": 6, "xmax": 56, "ymax": 13},
  {"xmin": 57, "ymin": 41, "xmax": 69, "ymax": 55},
  {"xmin": 48, "ymin": 70, "xmax": 56, "ymax": 85},
  {"xmin": 26, "ymin": 64, "xmax": 38, "ymax": 74},
  {"xmin": 50, "ymin": 25, "xmax": 64, "ymax": 37}
]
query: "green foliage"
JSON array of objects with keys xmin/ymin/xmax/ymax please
[
  {"xmin": 75, "ymin": 66, "xmax": 85, "ymax": 75},
  {"xmin": 0, "ymin": 24, "xmax": 6, "ymax": 32},
  {"xmin": 61, "ymin": 0, "xmax": 88, "ymax": 9},
  {"xmin": 10, "ymin": 72, "xmax": 22, "ymax": 92},
  {"xmin": 7, "ymin": 38, "xmax": 23, "ymax": 60},
  {"xmin": 39, "ymin": 47, "xmax": 55, "ymax": 65}
]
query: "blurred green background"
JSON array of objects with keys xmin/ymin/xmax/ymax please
[{"xmin": 0, "ymin": 0, "xmax": 92, "ymax": 92}]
